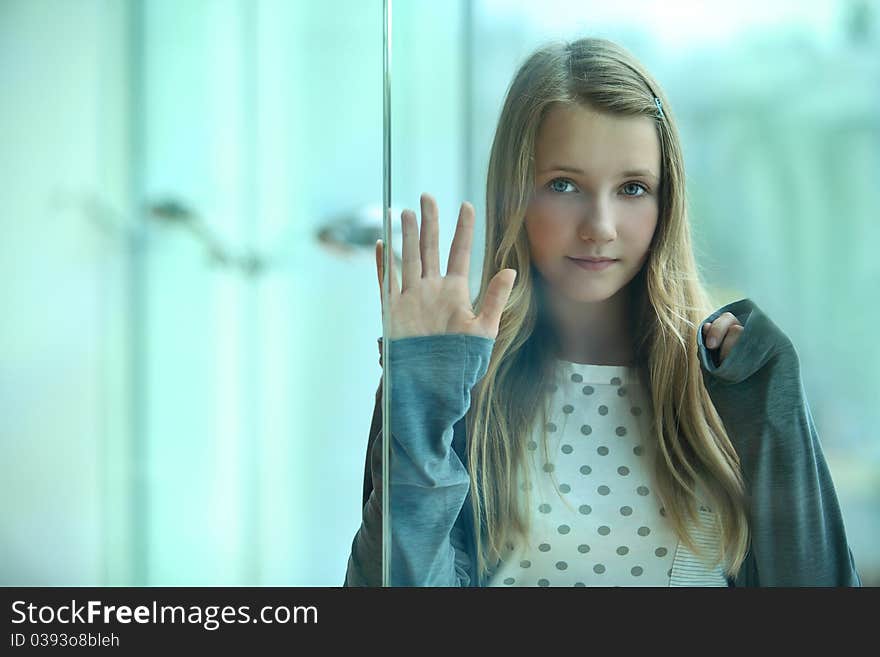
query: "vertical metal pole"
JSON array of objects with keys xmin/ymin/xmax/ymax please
[
  {"xmin": 381, "ymin": 0, "xmax": 392, "ymax": 588},
  {"xmin": 462, "ymin": 0, "xmax": 473, "ymax": 210}
]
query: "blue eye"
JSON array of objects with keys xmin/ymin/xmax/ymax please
[
  {"xmin": 622, "ymin": 182, "xmax": 648, "ymax": 197},
  {"xmin": 548, "ymin": 178, "xmax": 576, "ymax": 193}
]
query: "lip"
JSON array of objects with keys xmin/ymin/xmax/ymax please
[{"xmin": 567, "ymin": 257, "xmax": 618, "ymax": 271}]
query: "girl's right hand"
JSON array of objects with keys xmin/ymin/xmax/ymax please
[{"xmin": 375, "ymin": 192, "xmax": 516, "ymax": 341}]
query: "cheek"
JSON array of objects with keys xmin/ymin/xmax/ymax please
[
  {"xmin": 621, "ymin": 203, "xmax": 658, "ymax": 249},
  {"xmin": 525, "ymin": 199, "xmax": 577, "ymax": 248},
  {"xmin": 525, "ymin": 211, "xmax": 560, "ymax": 257},
  {"xmin": 642, "ymin": 213, "xmax": 659, "ymax": 246}
]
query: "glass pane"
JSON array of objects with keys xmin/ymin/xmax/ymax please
[
  {"xmin": 385, "ymin": 0, "xmax": 878, "ymax": 587},
  {"xmin": 1, "ymin": 0, "xmax": 385, "ymax": 586}
]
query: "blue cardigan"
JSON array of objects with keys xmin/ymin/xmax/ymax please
[{"xmin": 345, "ymin": 298, "xmax": 862, "ymax": 586}]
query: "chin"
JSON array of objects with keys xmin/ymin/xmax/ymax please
[{"xmin": 559, "ymin": 282, "xmax": 624, "ymax": 304}]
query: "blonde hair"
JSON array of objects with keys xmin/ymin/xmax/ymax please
[{"xmin": 466, "ymin": 37, "xmax": 750, "ymax": 582}]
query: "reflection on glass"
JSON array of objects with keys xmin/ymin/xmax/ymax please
[{"xmin": 343, "ymin": 4, "xmax": 876, "ymax": 586}]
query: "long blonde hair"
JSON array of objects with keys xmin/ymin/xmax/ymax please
[{"xmin": 466, "ymin": 37, "xmax": 750, "ymax": 582}]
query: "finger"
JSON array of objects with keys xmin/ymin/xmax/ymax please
[
  {"xmin": 705, "ymin": 312, "xmax": 739, "ymax": 349},
  {"xmin": 382, "ymin": 216, "xmax": 401, "ymax": 299},
  {"xmin": 375, "ymin": 239, "xmax": 383, "ymax": 308},
  {"xmin": 400, "ymin": 209, "xmax": 421, "ymax": 291},
  {"xmin": 477, "ymin": 268, "xmax": 517, "ymax": 335},
  {"xmin": 719, "ymin": 324, "xmax": 744, "ymax": 362},
  {"xmin": 376, "ymin": 239, "xmax": 398, "ymax": 308},
  {"xmin": 419, "ymin": 193, "xmax": 440, "ymax": 278},
  {"xmin": 446, "ymin": 201, "xmax": 474, "ymax": 277}
]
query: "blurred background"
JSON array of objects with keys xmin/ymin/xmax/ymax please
[{"xmin": 2, "ymin": 0, "xmax": 878, "ymax": 586}]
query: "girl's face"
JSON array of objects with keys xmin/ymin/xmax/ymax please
[{"xmin": 525, "ymin": 103, "xmax": 661, "ymax": 304}]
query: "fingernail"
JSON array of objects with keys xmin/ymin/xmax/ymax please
[{"xmin": 707, "ymin": 337, "xmax": 717, "ymax": 348}]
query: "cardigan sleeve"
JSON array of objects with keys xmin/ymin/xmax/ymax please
[
  {"xmin": 344, "ymin": 334, "xmax": 493, "ymax": 587},
  {"xmin": 698, "ymin": 298, "xmax": 861, "ymax": 586}
]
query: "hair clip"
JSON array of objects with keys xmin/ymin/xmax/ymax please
[{"xmin": 654, "ymin": 96, "xmax": 665, "ymax": 120}]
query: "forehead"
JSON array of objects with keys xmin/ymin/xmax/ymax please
[{"xmin": 534, "ymin": 103, "xmax": 660, "ymax": 175}]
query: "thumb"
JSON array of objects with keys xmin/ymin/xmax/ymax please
[
  {"xmin": 375, "ymin": 239, "xmax": 384, "ymax": 309},
  {"xmin": 478, "ymin": 269, "xmax": 516, "ymax": 336}
]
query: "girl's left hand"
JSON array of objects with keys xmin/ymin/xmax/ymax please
[{"xmin": 702, "ymin": 312, "xmax": 744, "ymax": 364}]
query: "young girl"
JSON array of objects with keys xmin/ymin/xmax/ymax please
[{"xmin": 345, "ymin": 37, "xmax": 861, "ymax": 587}]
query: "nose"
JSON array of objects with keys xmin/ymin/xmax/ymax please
[{"xmin": 577, "ymin": 198, "xmax": 617, "ymax": 243}]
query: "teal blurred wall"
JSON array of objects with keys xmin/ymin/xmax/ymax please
[
  {"xmin": 1, "ymin": 0, "xmax": 131, "ymax": 585},
  {"xmin": 1, "ymin": 0, "xmax": 385, "ymax": 585}
]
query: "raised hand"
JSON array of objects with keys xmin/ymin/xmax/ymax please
[{"xmin": 375, "ymin": 193, "xmax": 516, "ymax": 341}]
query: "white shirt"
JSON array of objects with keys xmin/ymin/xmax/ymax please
[{"xmin": 487, "ymin": 359, "xmax": 729, "ymax": 587}]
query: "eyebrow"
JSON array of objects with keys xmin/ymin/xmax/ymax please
[{"xmin": 540, "ymin": 165, "xmax": 659, "ymax": 181}]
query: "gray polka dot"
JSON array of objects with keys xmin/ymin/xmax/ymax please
[
  {"xmin": 578, "ymin": 544, "xmax": 590, "ymax": 553},
  {"xmin": 617, "ymin": 387, "xmax": 627, "ymax": 397},
  {"xmin": 543, "ymin": 462, "xmax": 555, "ymax": 473},
  {"xmin": 598, "ymin": 405, "xmax": 609, "ymax": 415},
  {"xmin": 579, "ymin": 504, "xmax": 592, "ymax": 515},
  {"xmin": 631, "ymin": 407, "xmax": 642, "ymax": 416},
  {"xmin": 593, "ymin": 564, "xmax": 606, "ymax": 574},
  {"xmin": 574, "ymin": 582, "xmax": 585, "ymax": 587},
  {"xmin": 598, "ymin": 485, "xmax": 610, "ymax": 496},
  {"xmin": 598, "ymin": 525, "xmax": 611, "ymax": 536},
  {"xmin": 616, "ymin": 426, "xmax": 627, "ymax": 436},
  {"xmin": 558, "ymin": 524, "xmax": 571, "ymax": 535},
  {"xmin": 659, "ymin": 507, "xmax": 666, "ymax": 516},
  {"xmin": 582, "ymin": 385, "xmax": 594, "ymax": 395},
  {"xmin": 655, "ymin": 547, "xmax": 668, "ymax": 557},
  {"xmin": 504, "ymin": 577, "xmax": 515, "ymax": 585},
  {"xmin": 620, "ymin": 506, "xmax": 633, "ymax": 516},
  {"xmin": 571, "ymin": 373, "xmax": 583, "ymax": 383},
  {"xmin": 538, "ymin": 578, "xmax": 550, "ymax": 587},
  {"xmin": 631, "ymin": 566, "xmax": 643, "ymax": 577},
  {"xmin": 556, "ymin": 561, "xmax": 568, "ymax": 570},
  {"xmin": 597, "ymin": 446, "xmax": 609, "ymax": 456},
  {"xmin": 520, "ymin": 481, "xmax": 533, "ymax": 491},
  {"xmin": 617, "ymin": 466, "xmax": 630, "ymax": 476},
  {"xmin": 520, "ymin": 560, "xmax": 531, "ymax": 568},
  {"xmin": 559, "ymin": 483, "xmax": 571, "ymax": 493},
  {"xmin": 547, "ymin": 384, "xmax": 558, "ymax": 393},
  {"xmin": 562, "ymin": 404, "xmax": 574, "ymax": 414},
  {"xmin": 633, "ymin": 445, "xmax": 644, "ymax": 456},
  {"xmin": 538, "ymin": 543, "xmax": 551, "ymax": 552},
  {"xmin": 580, "ymin": 424, "xmax": 592, "ymax": 436},
  {"xmin": 700, "ymin": 505, "xmax": 709, "ymax": 512},
  {"xmin": 616, "ymin": 546, "xmax": 630, "ymax": 555},
  {"xmin": 637, "ymin": 486, "xmax": 649, "ymax": 496},
  {"xmin": 637, "ymin": 526, "xmax": 651, "ymax": 536},
  {"xmin": 546, "ymin": 422, "xmax": 557, "ymax": 432},
  {"xmin": 579, "ymin": 465, "xmax": 592, "ymax": 475},
  {"xmin": 527, "ymin": 440, "xmax": 537, "ymax": 451},
  {"xmin": 538, "ymin": 503, "xmax": 551, "ymax": 513},
  {"xmin": 610, "ymin": 377, "xmax": 621, "ymax": 385},
  {"xmin": 561, "ymin": 444, "xmax": 573, "ymax": 454},
  {"xmin": 667, "ymin": 568, "xmax": 673, "ymax": 577}
]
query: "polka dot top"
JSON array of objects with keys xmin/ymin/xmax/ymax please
[{"xmin": 486, "ymin": 360, "xmax": 729, "ymax": 587}]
